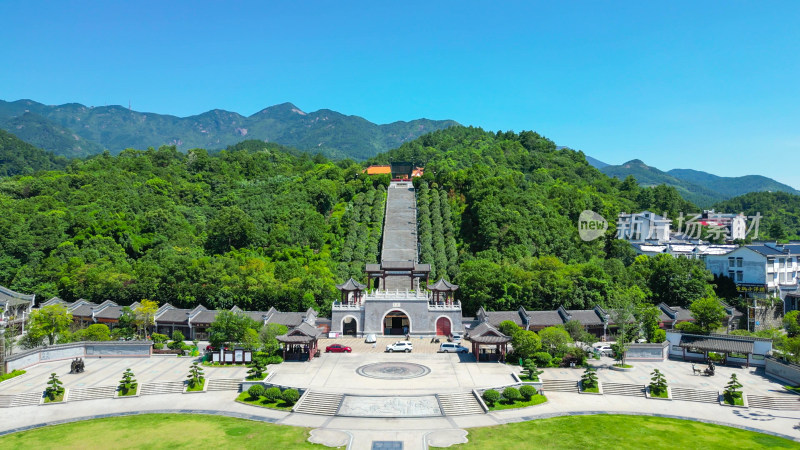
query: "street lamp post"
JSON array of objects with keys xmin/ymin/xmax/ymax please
[{"xmin": 603, "ymin": 314, "xmax": 610, "ymax": 342}]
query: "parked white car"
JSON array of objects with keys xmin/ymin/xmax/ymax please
[
  {"xmin": 439, "ymin": 343, "xmax": 469, "ymax": 353},
  {"xmin": 449, "ymin": 333, "xmax": 463, "ymax": 344},
  {"xmin": 386, "ymin": 341, "xmax": 413, "ymax": 352},
  {"xmin": 365, "ymin": 334, "xmax": 377, "ymax": 343}
]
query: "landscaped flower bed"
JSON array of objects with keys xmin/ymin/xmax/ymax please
[
  {"xmin": 482, "ymin": 386, "xmax": 547, "ymax": 411},
  {"xmin": 237, "ymin": 386, "xmax": 298, "ymax": 411}
]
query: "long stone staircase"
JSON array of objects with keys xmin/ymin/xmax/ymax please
[
  {"xmin": 670, "ymin": 386, "xmax": 719, "ymax": 403},
  {"xmin": 542, "ymin": 379, "xmax": 580, "ymax": 393},
  {"xmin": 438, "ymin": 392, "xmax": 484, "ymax": 415},
  {"xmin": 140, "ymin": 381, "xmax": 185, "ymax": 396},
  {"xmin": 747, "ymin": 394, "xmax": 800, "ymax": 410},
  {"xmin": 601, "ymin": 382, "xmax": 646, "ymax": 397},
  {"xmin": 206, "ymin": 378, "xmax": 242, "ymax": 392},
  {"xmin": 67, "ymin": 385, "xmax": 117, "ymax": 402},
  {"xmin": 293, "ymin": 391, "xmax": 343, "ymax": 416}
]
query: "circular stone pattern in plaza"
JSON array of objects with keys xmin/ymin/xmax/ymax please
[{"xmin": 356, "ymin": 362, "xmax": 431, "ymax": 379}]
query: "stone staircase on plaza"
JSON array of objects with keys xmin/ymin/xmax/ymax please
[
  {"xmin": 437, "ymin": 392, "xmax": 485, "ymax": 416},
  {"xmin": 293, "ymin": 391, "xmax": 343, "ymax": 416},
  {"xmin": 206, "ymin": 378, "xmax": 242, "ymax": 392},
  {"xmin": 670, "ymin": 386, "xmax": 719, "ymax": 404},
  {"xmin": 542, "ymin": 379, "xmax": 580, "ymax": 393},
  {"xmin": 747, "ymin": 394, "xmax": 800, "ymax": 410},
  {"xmin": 0, "ymin": 391, "xmax": 42, "ymax": 407},
  {"xmin": 601, "ymin": 382, "xmax": 646, "ymax": 397},
  {"xmin": 67, "ymin": 385, "xmax": 117, "ymax": 402},
  {"xmin": 140, "ymin": 381, "xmax": 186, "ymax": 396}
]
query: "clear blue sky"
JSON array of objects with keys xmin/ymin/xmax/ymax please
[{"xmin": 1, "ymin": 1, "xmax": 799, "ymax": 188}]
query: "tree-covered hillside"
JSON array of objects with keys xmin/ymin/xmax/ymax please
[
  {"xmin": 373, "ymin": 127, "xmax": 705, "ymax": 314},
  {"xmin": 0, "ymin": 129, "xmax": 68, "ymax": 177},
  {"xmin": 0, "ymin": 127, "xmax": 717, "ymax": 318},
  {"xmin": 713, "ymin": 191, "xmax": 800, "ymax": 240}
]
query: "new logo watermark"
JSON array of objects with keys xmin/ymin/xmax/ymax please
[{"xmin": 578, "ymin": 210, "xmax": 608, "ymax": 241}]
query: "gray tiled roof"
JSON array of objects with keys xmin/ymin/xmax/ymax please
[
  {"xmin": 156, "ymin": 308, "xmax": 191, "ymax": 323},
  {"xmin": 746, "ymin": 244, "xmax": 800, "ymax": 256},
  {"xmin": 566, "ymin": 310, "xmax": 605, "ymax": 326},
  {"xmin": 485, "ymin": 310, "xmax": 527, "ymax": 327},
  {"xmin": 679, "ymin": 334, "xmax": 755, "ymax": 354},
  {"xmin": 0, "ymin": 285, "xmax": 35, "ymax": 305},
  {"xmin": 467, "ymin": 322, "xmax": 511, "ymax": 344},
  {"xmin": 70, "ymin": 303, "xmax": 98, "ymax": 318},
  {"xmin": 191, "ymin": 310, "xmax": 219, "ymax": 325},
  {"xmin": 336, "ymin": 278, "xmax": 367, "ymax": 291},
  {"xmin": 267, "ymin": 311, "xmax": 304, "ymax": 327},
  {"xmin": 94, "ymin": 306, "xmax": 124, "ymax": 320},
  {"xmin": 428, "ymin": 278, "xmax": 459, "ymax": 291},
  {"xmin": 530, "ymin": 311, "xmax": 564, "ymax": 327}
]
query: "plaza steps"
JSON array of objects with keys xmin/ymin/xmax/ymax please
[
  {"xmin": 140, "ymin": 381, "xmax": 185, "ymax": 396},
  {"xmin": 438, "ymin": 392, "xmax": 484, "ymax": 416},
  {"xmin": 207, "ymin": 378, "xmax": 242, "ymax": 392},
  {"xmin": 0, "ymin": 391, "xmax": 43, "ymax": 407},
  {"xmin": 293, "ymin": 391, "xmax": 343, "ymax": 416},
  {"xmin": 67, "ymin": 385, "xmax": 117, "ymax": 402},
  {"xmin": 601, "ymin": 382, "xmax": 646, "ymax": 397},
  {"xmin": 746, "ymin": 394, "xmax": 800, "ymax": 410},
  {"xmin": 670, "ymin": 386, "xmax": 719, "ymax": 404},
  {"xmin": 542, "ymin": 379, "xmax": 580, "ymax": 393}
]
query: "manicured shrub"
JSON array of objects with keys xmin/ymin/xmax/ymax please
[
  {"xmin": 519, "ymin": 385, "xmax": 537, "ymax": 400},
  {"xmin": 151, "ymin": 333, "xmax": 169, "ymax": 344},
  {"xmin": 551, "ymin": 357, "xmax": 562, "ymax": 367},
  {"xmin": 153, "ymin": 343, "xmax": 164, "ymax": 350},
  {"xmin": 247, "ymin": 384, "xmax": 265, "ymax": 400},
  {"xmin": 264, "ymin": 387, "xmax": 282, "ymax": 402},
  {"xmin": 45, "ymin": 373, "xmax": 64, "ymax": 400},
  {"xmin": 282, "ymin": 388, "xmax": 300, "ymax": 405},
  {"xmin": 482, "ymin": 389, "xmax": 500, "ymax": 406},
  {"xmin": 265, "ymin": 355, "xmax": 283, "ymax": 365},
  {"xmin": 502, "ymin": 387, "xmax": 522, "ymax": 403},
  {"xmin": 581, "ymin": 367, "xmax": 598, "ymax": 389},
  {"xmin": 532, "ymin": 352, "xmax": 552, "ymax": 367}
]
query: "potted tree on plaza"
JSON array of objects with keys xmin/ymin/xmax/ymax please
[
  {"xmin": 723, "ymin": 373, "xmax": 744, "ymax": 406},
  {"xmin": 186, "ymin": 362, "xmax": 206, "ymax": 392},
  {"xmin": 648, "ymin": 369, "xmax": 669, "ymax": 399},
  {"xmin": 44, "ymin": 373, "xmax": 65, "ymax": 403},
  {"xmin": 580, "ymin": 367, "xmax": 599, "ymax": 393},
  {"xmin": 118, "ymin": 368, "xmax": 138, "ymax": 397}
]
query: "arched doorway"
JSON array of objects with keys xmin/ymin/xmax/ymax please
[
  {"xmin": 383, "ymin": 310, "xmax": 410, "ymax": 335},
  {"xmin": 436, "ymin": 317, "xmax": 451, "ymax": 336},
  {"xmin": 342, "ymin": 316, "xmax": 357, "ymax": 336}
]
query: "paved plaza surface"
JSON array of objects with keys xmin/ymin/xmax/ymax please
[
  {"xmin": 546, "ymin": 356, "xmax": 790, "ymax": 396},
  {"xmin": 0, "ymin": 355, "xmax": 247, "ymax": 394},
  {"xmin": 2, "ymin": 351, "xmax": 800, "ymax": 449}
]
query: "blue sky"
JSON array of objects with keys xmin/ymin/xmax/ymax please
[{"xmin": 1, "ymin": 1, "xmax": 799, "ymax": 188}]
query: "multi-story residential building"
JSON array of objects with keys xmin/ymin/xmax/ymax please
[{"xmin": 705, "ymin": 243, "xmax": 800, "ymax": 311}]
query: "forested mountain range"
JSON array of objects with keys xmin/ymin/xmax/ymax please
[
  {"xmin": 0, "ymin": 99, "xmax": 459, "ymax": 160},
  {"xmin": 600, "ymin": 159, "xmax": 800, "ymax": 207},
  {"xmin": 0, "ymin": 129, "xmax": 68, "ymax": 177},
  {"xmin": 1, "ymin": 126, "xmax": 717, "ymax": 318}
]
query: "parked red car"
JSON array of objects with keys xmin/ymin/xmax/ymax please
[{"xmin": 325, "ymin": 344, "xmax": 352, "ymax": 353}]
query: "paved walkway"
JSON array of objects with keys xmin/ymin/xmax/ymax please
[{"xmin": 3, "ymin": 356, "xmax": 800, "ymax": 449}]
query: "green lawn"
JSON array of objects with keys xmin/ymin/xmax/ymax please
[
  {"xmin": 186, "ymin": 379, "xmax": 205, "ymax": 392},
  {"xmin": 118, "ymin": 384, "xmax": 138, "ymax": 397},
  {"xmin": 437, "ymin": 415, "xmax": 798, "ymax": 449},
  {"xmin": 0, "ymin": 414, "xmax": 328, "ymax": 449},
  {"xmin": 488, "ymin": 395, "xmax": 548, "ymax": 411},
  {"xmin": 43, "ymin": 392, "xmax": 64, "ymax": 403},
  {"xmin": 649, "ymin": 389, "xmax": 668, "ymax": 398},
  {"xmin": 0, "ymin": 370, "xmax": 26, "ymax": 382}
]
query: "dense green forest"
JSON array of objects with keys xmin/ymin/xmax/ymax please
[
  {"xmin": 0, "ymin": 126, "xmax": 729, "ymax": 317},
  {"xmin": 0, "ymin": 129, "xmax": 68, "ymax": 177},
  {"xmin": 713, "ymin": 191, "xmax": 800, "ymax": 240}
]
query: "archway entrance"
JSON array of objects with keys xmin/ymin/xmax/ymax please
[
  {"xmin": 436, "ymin": 317, "xmax": 451, "ymax": 336},
  {"xmin": 343, "ymin": 317, "xmax": 357, "ymax": 336},
  {"xmin": 384, "ymin": 310, "xmax": 410, "ymax": 335}
]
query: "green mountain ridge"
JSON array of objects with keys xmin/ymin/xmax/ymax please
[
  {"xmin": 601, "ymin": 159, "xmax": 800, "ymax": 207},
  {"xmin": 0, "ymin": 99, "xmax": 459, "ymax": 160},
  {"xmin": 0, "ymin": 128, "xmax": 68, "ymax": 177}
]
